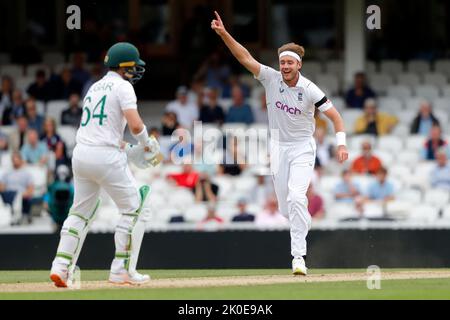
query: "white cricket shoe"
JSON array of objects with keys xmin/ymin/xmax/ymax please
[
  {"xmin": 292, "ymin": 257, "xmax": 307, "ymax": 276},
  {"xmin": 109, "ymin": 271, "xmax": 150, "ymax": 285},
  {"xmin": 50, "ymin": 263, "xmax": 69, "ymax": 288}
]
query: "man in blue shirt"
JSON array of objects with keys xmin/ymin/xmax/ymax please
[
  {"xmin": 20, "ymin": 129, "xmax": 48, "ymax": 165},
  {"xmin": 225, "ymin": 86, "xmax": 254, "ymax": 124},
  {"xmin": 430, "ymin": 148, "xmax": 450, "ymax": 191},
  {"xmin": 367, "ymin": 167, "xmax": 395, "ymax": 202}
]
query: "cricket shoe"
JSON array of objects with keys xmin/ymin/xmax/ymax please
[
  {"xmin": 109, "ymin": 271, "xmax": 150, "ymax": 285},
  {"xmin": 292, "ymin": 257, "xmax": 307, "ymax": 276},
  {"xmin": 50, "ymin": 263, "xmax": 69, "ymax": 288}
]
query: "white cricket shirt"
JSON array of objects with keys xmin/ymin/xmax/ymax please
[
  {"xmin": 76, "ymin": 71, "xmax": 137, "ymax": 148},
  {"xmin": 256, "ymin": 64, "xmax": 332, "ymax": 143}
]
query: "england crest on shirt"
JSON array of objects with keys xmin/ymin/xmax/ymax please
[{"xmin": 297, "ymin": 92, "xmax": 303, "ymax": 101}]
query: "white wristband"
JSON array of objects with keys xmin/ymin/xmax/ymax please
[
  {"xmin": 336, "ymin": 132, "xmax": 346, "ymax": 146},
  {"xmin": 132, "ymin": 125, "xmax": 149, "ymax": 145}
]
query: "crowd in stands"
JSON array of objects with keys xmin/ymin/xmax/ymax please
[{"xmin": 1, "ymin": 52, "xmax": 450, "ymax": 231}]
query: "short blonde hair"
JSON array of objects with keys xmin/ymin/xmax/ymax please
[{"xmin": 278, "ymin": 43, "xmax": 305, "ymax": 59}]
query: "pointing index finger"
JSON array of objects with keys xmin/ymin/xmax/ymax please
[{"xmin": 214, "ymin": 11, "xmax": 222, "ymax": 22}]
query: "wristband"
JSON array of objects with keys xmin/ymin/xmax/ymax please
[
  {"xmin": 132, "ymin": 125, "xmax": 149, "ymax": 145},
  {"xmin": 336, "ymin": 132, "xmax": 346, "ymax": 146}
]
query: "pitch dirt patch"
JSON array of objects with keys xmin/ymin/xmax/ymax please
[{"xmin": 1, "ymin": 270, "xmax": 450, "ymax": 293}]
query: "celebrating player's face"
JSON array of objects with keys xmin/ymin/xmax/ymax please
[{"xmin": 279, "ymin": 56, "xmax": 301, "ymax": 82}]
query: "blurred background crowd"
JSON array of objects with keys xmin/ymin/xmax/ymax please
[{"xmin": 1, "ymin": 0, "xmax": 450, "ymax": 232}]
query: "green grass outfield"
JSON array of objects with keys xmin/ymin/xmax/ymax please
[{"xmin": 1, "ymin": 269, "xmax": 450, "ymax": 300}]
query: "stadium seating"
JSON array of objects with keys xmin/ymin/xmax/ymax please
[
  {"xmin": 423, "ymin": 73, "xmax": 447, "ymax": 88},
  {"xmin": 396, "ymin": 73, "xmax": 420, "ymax": 87},
  {"xmin": 434, "ymin": 59, "xmax": 450, "ymax": 77},
  {"xmin": 369, "ymin": 73, "xmax": 394, "ymax": 95},
  {"xmin": 387, "ymin": 85, "xmax": 413, "ymax": 100},
  {"xmin": 315, "ymin": 74, "xmax": 340, "ymax": 96},
  {"xmin": 415, "ymin": 85, "xmax": 440, "ymax": 100},
  {"xmin": 380, "ymin": 60, "xmax": 404, "ymax": 75},
  {"xmin": 46, "ymin": 100, "xmax": 67, "ymax": 124},
  {"xmin": 407, "ymin": 60, "xmax": 431, "ymax": 74}
]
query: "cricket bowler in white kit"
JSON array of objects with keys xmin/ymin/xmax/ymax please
[
  {"xmin": 50, "ymin": 42, "xmax": 161, "ymax": 287},
  {"xmin": 212, "ymin": 12, "xmax": 348, "ymax": 275}
]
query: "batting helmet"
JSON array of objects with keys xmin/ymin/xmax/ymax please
[{"xmin": 104, "ymin": 42, "xmax": 146, "ymax": 84}]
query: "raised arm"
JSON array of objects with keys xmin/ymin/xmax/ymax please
[{"xmin": 211, "ymin": 11, "xmax": 260, "ymax": 76}]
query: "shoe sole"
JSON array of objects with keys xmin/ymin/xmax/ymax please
[
  {"xmin": 50, "ymin": 274, "xmax": 68, "ymax": 288},
  {"xmin": 109, "ymin": 276, "xmax": 150, "ymax": 286},
  {"xmin": 292, "ymin": 269, "xmax": 307, "ymax": 276},
  {"xmin": 109, "ymin": 280, "xmax": 149, "ymax": 286}
]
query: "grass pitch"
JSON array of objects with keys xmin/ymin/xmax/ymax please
[{"xmin": 0, "ymin": 269, "xmax": 450, "ymax": 299}]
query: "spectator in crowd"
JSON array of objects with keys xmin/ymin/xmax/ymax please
[
  {"xmin": 193, "ymin": 140, "xmax": 217, "ymax": 177},
  {"xmin": 351, "ymin": 141, "xmax": 383, "ymax": 175},
  {"xmin": 354, "ymin": 98, "xmax": 398, "ymax": 136},
  {"xmin": 167, "ymin": 163, "xmax": 199, "ymax": 191},
  {"xmin": 199, "ymin": 87, "xmax": 225, "ymax": 125},
  {"xmin": 1, "ymin": 89, "xmax": 26, "ymax": 125},
  {"xmin": 8, "ymin": 115, "xmax": 29, "ymax": 151},
  {"xmin": 20, "ymin": 129, "xmax": 48, "ymax": 165},
  {"xmin": 195, "ymin": 51, "xmax": 231, "ymax": 94},
  {"xmin": 345, "ymin": 72, "xmax": 376, "ymax": 109},
  {"xmin": 430, "ymin": 148, "xmax": 450, "ymax": 191},
  {"xmin": 0, "ymin": 152, "xmax": 34, "ymax": 224},
  {"xmin": 334, "ymin": 169, "xmax": 365, "ymax": 216},
  {"xmin": 27, "ymin": 69, "xmax": 51, "ymax": 102},
  {"xmin": 421, "ymin": 125, "xmax": 450, "ymax": 161},
  {"xmin": 219, "ymin": 136, "xmax": 247, "ymax": 176},
  {"xmin": 188, "ymin": 78, "xmax": 206, "ymax": 106},
  {"xmin": 253, "ymin": 91, "xmax": 269, "ymax": 125},
  {"xmin": 194, "ymin": 172, "xmax": 219, "ymax": 203},
  {"xmin": 0, "ymin": 76, "xmax": 14, "ymax": 121},
  {"xmin": 306, "ymin": 184, "xmax": 325, "ymax": 220},
  {"xmin": 61, "ymin": 93, "xmax": 83, "ymax": 127},
  {"xmin": 198, "ymin": 203, "xmax": 224, "ymax": 229},
  {"xmin": 25, "ymin": 98, "xmax": 45, "ymax": 135},
  {"xmin": 0, "ymin": 130, "xmax": 8, "ymax": 156},
  {"xmin": 49, "ymin": 68, "xmax": 82, "ymax": 100},
  {"xmin": 41, "ymin": 117, "xmax": 69, "ymax": 170},
  {"xmin": 43, "ymin": 164, "xmax": 74, "ymax": 233},
  {"xmin": 334, "ymin": 169, "xmax": 363, "ymax": 203},
  {"xmin": 82, "ymin": 64, "xmax": 105, "ymax": 98},
  {"xmin": 366, "ymin": 167, "xmax": 395, "ymax": 203},
  {"xmin": 161, "ymin": 111, "xmax": 179, "ymax": 136},
  {"xmin": 249, "ymin": 168, "xmax": 274, "ymax": 207},
  {"xmin": 314, "ymin": 109, "xmax": 328, "ymax": 133},
  {"xmin": 410, "ymin": 100, "xmax": 440, "ymax": 135},
  {"xmin": 231, "ymin": 198, "xmax": 255, "ymax": 222},
  {"xmin": 222, "ymin": 74, "xmax": 251, "ymax": 99},
  {"xmin": 169, "ymin": 130, "xmax": 195, "ymax": 163},
  {"xmin": 225, "ymin": 86, "xmax": 254, "ymax": 124},
  {"xmin": 314, "ymin": 127, "xmax": 334, "ymax": 168},
  {"xmin": 255, "ymin": 196, "xmax": 288, "ymax": 228},
  {"xmin": 165, "ymin": 86, "xmax": 199, "ymax": 129},
  {"xmin": 71, "ymin": 52, "xmax": 91, "ymax": 87}
]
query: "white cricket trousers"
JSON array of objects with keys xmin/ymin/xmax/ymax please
[
  {"xmin": 270, "ymin": 137, "xmax": 316, "ymax": 258},
  {"xmin": 71, "ymin": 144, "xmax": 140, "ymax": 215}
]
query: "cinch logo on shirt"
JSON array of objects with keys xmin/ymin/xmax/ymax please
[{"xmin": 275, "ymin": 101, "xmax": 301, "ymax": 115}]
